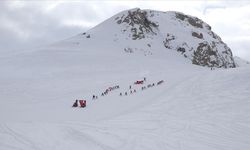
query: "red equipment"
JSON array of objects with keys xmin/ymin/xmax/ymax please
[
  {"xmin": 79, "ymin": 100, "xmax": 86, "ymax": 108},
  {"xmin": 134, "ymin": 80, "xmax": 144, "ymax": 84}
]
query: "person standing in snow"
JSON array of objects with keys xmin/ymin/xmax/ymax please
[{"xmin": 72, "ymin": 100, "xmax": 78, "ymax": 107}]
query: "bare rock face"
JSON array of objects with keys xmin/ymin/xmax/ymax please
[
  {"xmin": 165, "ymin": 12, "xmax": 235, "ymax": 68},
  {"xmin": 192, "ymin": 32, "xmax": 203, "ymax": 39},
  {"xmin": 115, "ymin": 8, "xmax": 158, "ymax": 40},
  {"xmin": 173, "ymin": 12, "xmax": 235, "ymax": 68}
]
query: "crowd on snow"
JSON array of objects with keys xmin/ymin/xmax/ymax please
[{"xmin": 72, "ymin": 78, "xmax": 164, "ymax": 108}]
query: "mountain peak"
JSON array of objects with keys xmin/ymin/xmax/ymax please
[
  {"xmin": 115, "ymin": 8, "xmax": 158, "ymax": 40},
  {"xmin": 77, "ymin": 8, "xmax": 236, "ymax": 68}
]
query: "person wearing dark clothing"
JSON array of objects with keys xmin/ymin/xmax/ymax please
[{"xmin": 72, "ymin": 100, "xmax": 78, "ymax": 107}]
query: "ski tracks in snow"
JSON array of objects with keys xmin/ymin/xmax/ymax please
[{"xmin": 0, "ymin": 124, "xmax": 41, "ymax": 150}]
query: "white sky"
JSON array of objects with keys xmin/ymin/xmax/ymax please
[{"xmin": 0, "ymin": 0, "xmax": 250, "ymax": 61}]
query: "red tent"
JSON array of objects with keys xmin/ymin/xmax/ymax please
[{"xmin": 79, "ymin": 100, "xmax": 86, "ymax": 108}]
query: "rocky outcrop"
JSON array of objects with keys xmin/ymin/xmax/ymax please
[
  {"xmin": 192, "ymin": 32, "xmax": 203, "ymax": 39},
  {"xmin": 115, "ymin": 8, "xmax": 158, "ymax": 40},
  {"xmin": 168, "ymin": 12, "xmax": 235, "ymax": 68},
  {"xmin": 113, "ymin": 9, "xmax": 236, "ymax": 68},
  {"xmin": 175, "ymin": 12, "xmax": 211, "ymax": 30}
]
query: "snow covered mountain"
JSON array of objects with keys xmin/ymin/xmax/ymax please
[
  {"xmin": 64, "ymin": 8, "xmax": 236, "ymax": 68},
  {"xmin": 0, "ymin": 8, "xmax": 249, "ymax": 150}
]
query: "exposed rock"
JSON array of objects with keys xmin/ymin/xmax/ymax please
[
  {"xmin": 192, "ymin": 42, "xmax": 216, "ymax": 67},
  {"xmin": 192, "ymin": 32, "xmax": 203, "ymax": 39},
  {"xmin": 175, "ymin": 12, "xmax": 203, "ymax": 28},
  {"xmin": 163, "ymin": 33, "xmax": 175, "ymax": 49},
  {"xmin": 112, "ymin": 8, "xmax": 236, "ymax": 68},
  {"xmin": 177, "ymin": 47, "xmax": 186, "ymax": 54},
  {"xmin": 116, "ymin": 8, "xmax": 158, "ymax": 40},
  {"xmin": 124, "ymin": 47, "xmax": 133, "ymax": 53},
  {"xmin": 192, "ymin": 42, "xmax": 235, "ymax": 68}
]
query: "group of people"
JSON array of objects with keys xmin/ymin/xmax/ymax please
[
  {"xmin": 120, "ymin": 87, "xmax": 137, "ymax": 96},
  {"xmin": 72, "ymin": 99, "xmax": 86, "ymax": 108},
  {"xmin": 92, "ymin": 95, "xmax": 98, "ymax": 100},
  {"xmin": 120, "ymin": 79, "xmax": 165, "ymax": 96},
  {"xmin": 72, "ymin": 78, "xmax": 164, "ymax": 108},
  {"xmin": 101, "ymin": 85, "xmax": 120, "ymax": 96}
]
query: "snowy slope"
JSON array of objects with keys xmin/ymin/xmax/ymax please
[
  {"xmin": 234, "ymin": 56, "xmax": 250, "ymax": 67},
  {"xmin": 60, "ymin": 8, "xmax": 235, "ymax": 68},
  {"xmin": 0, "ymin": 8, "xmax": 250, "ymax": 150}
]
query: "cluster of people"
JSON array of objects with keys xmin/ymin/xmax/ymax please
[
  {"xmin": 72, "ymin": 99, "xmax": 86, "ymax": 108},
  {"xmin": 101, "ymin": 85, "xmax": 120, "ymax": 96},
  {"xmin": 120, "ymin": 87, "xmax": 137, "ymax": 96},
  {"xmin": 119, "ymin": 77, "xmax": 146, "ymax": 96},
  {"xmin": 92, "ymin": 95, "xmax": 98, "ymax": 100},
  {"xmin": 72, "ymin": 78, "xmax": 164, "ymax": 108}
]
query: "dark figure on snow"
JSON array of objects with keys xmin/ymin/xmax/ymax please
[
  {"xmin": 92, "ymin": 95, "xmax": 95, "ymax": 100},
  {"xmin": 72, "ymin": 100, "xmax": 78, "ymax": 107},
  {"xmin": 125, "ymin": 92, "xmax": 127, "ymax": 96},
  {"xmin": 120, "ymin": 93, "xmax": 122, "ymax": 96},
  {"xmin": 144, "ymin": 77, "xmax": 146, "ymax": 81},
  {"xmin": 129, "ymin": 85, "xmax": 132, "ymax": 89},
  {"xmin": 134, "ymin": 89, "xmax": 136, "ymax": 93}
]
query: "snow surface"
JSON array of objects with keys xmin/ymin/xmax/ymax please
[
  {"xmin": 234, "ymin": 56, "xmax": 250, "ymax": 67},
  {"xmin": 1, "ymin": 9, "xmax": 250, "ymax": 150}
]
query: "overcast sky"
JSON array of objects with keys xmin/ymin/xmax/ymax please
[{"xmin": 0, "ymin": 0, "xmax": 250, "ymax": 61}]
